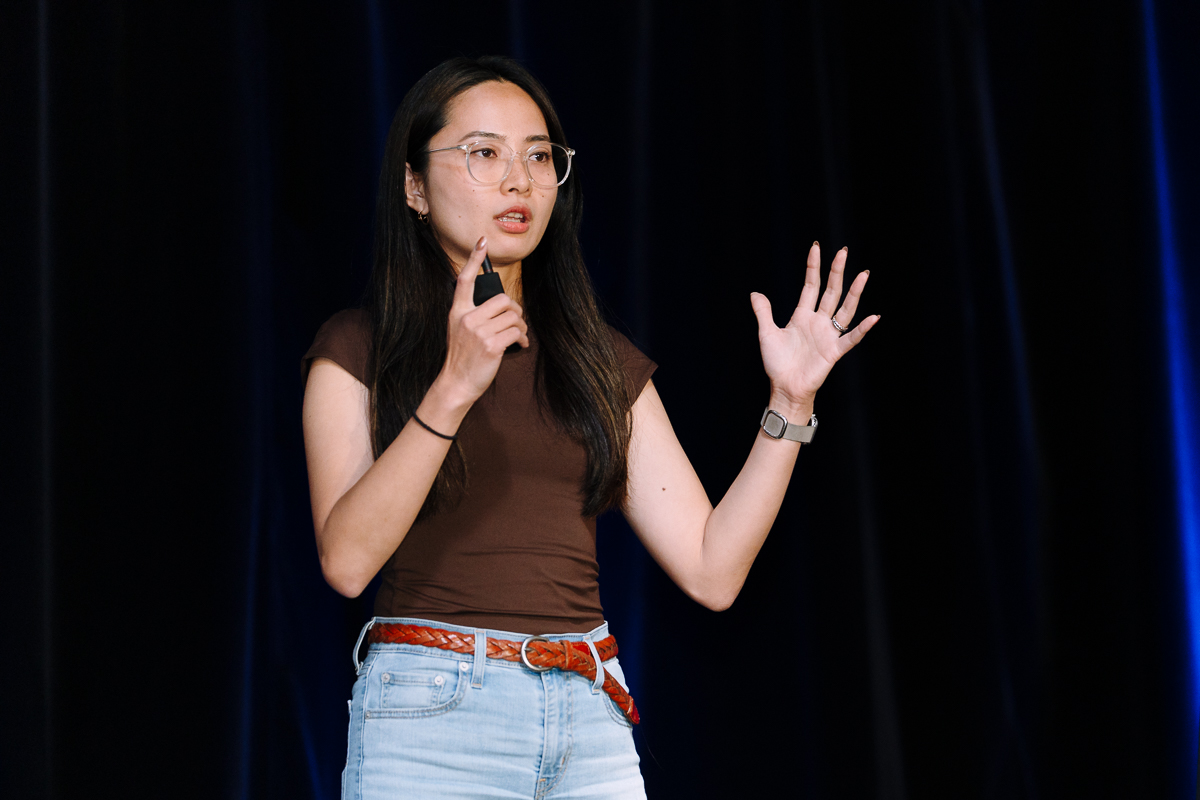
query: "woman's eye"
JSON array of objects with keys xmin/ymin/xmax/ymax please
[
  {"xmin": 470, "ymin": 147, "xmax": 499, "ymax": 159},
  {"xmin": 528, "ymin": 151, "xmax": 550, "ymax": 163}
]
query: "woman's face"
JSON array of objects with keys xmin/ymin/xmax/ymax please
[{"xmin": 407, "ymin": 81, "xmax": 558, "ymax": 272}]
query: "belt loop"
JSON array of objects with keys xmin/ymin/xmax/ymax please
[
  {"xmin": 583, "ymin": 635, "xmax": 604, "ymax": 694},
  {"xmin": 352, "ymin": 617, "xmax": 377, "ymax": 673},
  {"xmin": 471, "ymin": 629, "xmax": 487, "ymax": 688}
]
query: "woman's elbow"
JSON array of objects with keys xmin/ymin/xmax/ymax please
[
  {"xmin": 318, "ymin": 543, "xmax": 370, "ymax": 598},
  {"xmin": 319, "ymin": 563, "xmax": 364, "ymax": 599},
  {"xmin": 700, "ymin": 594, "xmax": 734, "ymax": 614},
  {"xmin": 697, "ymin": 591, "xmax": 738, "ymax": 613},
  {"xmin": 684, "ymin": 579, "xmax": 743, "ymax": 612}
]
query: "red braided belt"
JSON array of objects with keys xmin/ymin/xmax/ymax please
[{"xmin": 367, "ymin": 622, "xmax": 640, "ymax": 725}]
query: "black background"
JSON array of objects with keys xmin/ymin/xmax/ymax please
[{"xmin": 3, "ymin": 1, "xmax": 1200, "ymax": 798}]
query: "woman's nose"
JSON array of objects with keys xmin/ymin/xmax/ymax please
[{"xmin": 502, "ymin": 157, "xmax": 532, "ymax": 192}]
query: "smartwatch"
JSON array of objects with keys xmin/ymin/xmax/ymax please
[{"xmin": 760, "ymin": 409, "xmax": 818, "ymax": 444}]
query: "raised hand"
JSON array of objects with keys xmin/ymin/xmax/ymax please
[
  {"xmin": 749, "ymin": 242, "xmax": 879, "ymax": 413},
  {"xmin": 439, "ymin": 235, "xmax": 530, "ymax": 405}
]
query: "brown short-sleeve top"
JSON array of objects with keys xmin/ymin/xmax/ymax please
[{"xmin": 302, "ymin": 309, "xmax": 656, "ymax": 634}]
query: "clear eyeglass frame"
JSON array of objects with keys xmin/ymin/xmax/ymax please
[{"xmin": 425, "ymin": 140, "xmax": 575, "ymax": 188}]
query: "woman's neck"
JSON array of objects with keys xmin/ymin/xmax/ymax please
[{"xmin": 495, "ymin": 261, "xmax": 523, "ymax": 305}]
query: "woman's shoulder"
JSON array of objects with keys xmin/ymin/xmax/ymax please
[
  {"xmin": 302, "ymin": 308, "xmax": 371, "ymax": 385},
  {"xmin": 604, "ymin": 324, "xmax": 657, "ymax": 397}
]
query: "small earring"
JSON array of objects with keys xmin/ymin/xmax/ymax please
[{"xmin": 417, "ymin": 211, "xmax": 428, "ymax": 224}]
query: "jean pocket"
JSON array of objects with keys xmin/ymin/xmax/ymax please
[{"xmin": 365, "ymin": 657, "xmax": 468, "ymax": 719}]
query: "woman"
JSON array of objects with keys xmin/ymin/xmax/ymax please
[{"xmin": 302, "ymin": 56, "xmax": 876, "ymax": 799}]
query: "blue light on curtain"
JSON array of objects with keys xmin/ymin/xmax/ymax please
[
  {"xmin": 1143, "ymin": 0, "xmax": 1200, "ymax": 747},
  {"xmin": 366, "ymin": 0, "xmax": 391, "ymax": 161}
]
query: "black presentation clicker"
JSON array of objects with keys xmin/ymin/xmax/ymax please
[
  {"xmin": 473, "ymin": 254, "xmax": 520, "ymax": 353},
  {"xmin": 472, "ymin": 254, "xmax": 505, "ymax": 306}
]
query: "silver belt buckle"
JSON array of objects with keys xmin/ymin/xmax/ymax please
[{"xmin": 520, "ymin": 635, "xmax": 553, "ymax": 672}]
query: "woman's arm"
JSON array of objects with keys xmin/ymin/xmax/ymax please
[
  {"xmin": 303, "ymin": 237, "xmax": 527, "ymax": 597},
  {"xmin": 622, "ymin": 242, "xmax": 878, "ymax": 610}
]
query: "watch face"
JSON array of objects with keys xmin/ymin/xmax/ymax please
[{"xmin": 762, "ymin": 411, "xmax": 786, "ymax": 439}]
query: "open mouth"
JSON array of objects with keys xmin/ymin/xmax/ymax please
[{"xmin": 494, "ymin": 207, "xmax": 532, "ymax": 234}]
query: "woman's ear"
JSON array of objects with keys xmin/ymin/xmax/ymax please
[{"xmin": 404, "ymin": 164, "xmax": 428, "ymax": 216}]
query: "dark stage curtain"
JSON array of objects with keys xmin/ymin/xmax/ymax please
[{"xmin": 3, "ymin": 2, "xmax": 1199, "ymax": 798}]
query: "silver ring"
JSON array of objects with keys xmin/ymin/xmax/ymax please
[
  {"xmin": 831, "ymin": 316, "xmax": 849, "ymax": 335},
  {"xmin": 520, "ymin": 635, "xmax": 553, "ymax": 672}
]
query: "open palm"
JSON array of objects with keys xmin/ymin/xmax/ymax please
[{"xmin": 750, "ymin": 242, "xmax": 879, "ymax": 407}]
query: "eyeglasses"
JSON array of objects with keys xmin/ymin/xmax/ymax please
[{"xmin": 425, "ymin": 140, "xmax": 575, "ymax": 188}]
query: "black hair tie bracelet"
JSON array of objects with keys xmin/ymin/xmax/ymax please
[{"xmin": 412, "ymin": 413, "xmax": 457, "ymax": 441}]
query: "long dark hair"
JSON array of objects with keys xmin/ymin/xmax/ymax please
[{"xmin": 365, "ymin": 56, "xmax": 633, "ymax": 519}]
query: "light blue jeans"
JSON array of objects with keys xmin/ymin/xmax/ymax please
[{"xmin": 342, "ymin": 617, "xmax": 646, "ymax": 799}]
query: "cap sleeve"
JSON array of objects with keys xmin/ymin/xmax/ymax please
[
  {"xmin": 302, "ymin": 308, "xmax": 371, "ymax": 385},
  {"xmin": 607, "ymin": 326, "xmax": 657, "ymax": 400}
]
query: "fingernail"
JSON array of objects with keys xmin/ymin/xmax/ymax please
[
  {"xmin": 842, "ymin": 246, "xmax": 848, "ymax": 253},
  {"xmin": 813, "ymin": 240, "xmax": 819, "ymax": 248},
  {"xmin": 864, "ymin": 270, "xmax": 870, "ymax": 276},
  {"xmin": 476, "ymin": 236, "xmax": 486, "ymax": 251}
]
